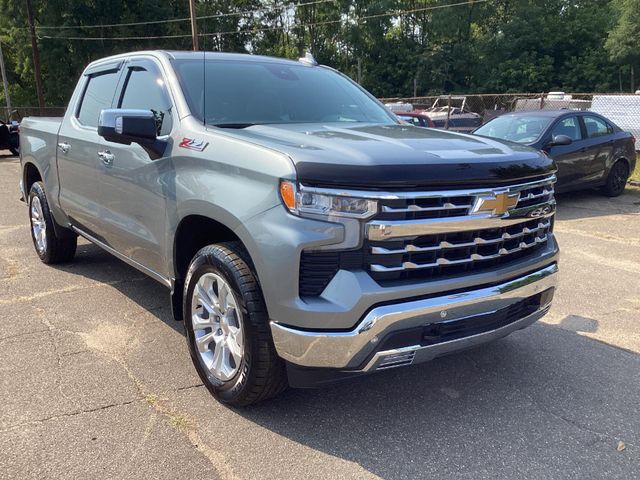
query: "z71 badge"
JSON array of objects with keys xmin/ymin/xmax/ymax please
[{"xmin": 179, "ymin": 137, "xmax": 209, "ymax": 152}]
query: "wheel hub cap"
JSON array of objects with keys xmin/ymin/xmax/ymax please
[
  {"xmin": 30, "ymin": 196, "xmax": 46, "ymax": 254},
  {"xmin": 190, "ymin": 273, "xmax": 244, "ymax": 381}
]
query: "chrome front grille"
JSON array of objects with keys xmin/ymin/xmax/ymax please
[
  {"xmin": 368, "ymin": 218, "xmax": 551, "ymax": 276},
  {"xmin": 373, "ymin": 176, "xmax": 555, "ymax": 222},
  {"xmin": 298, "ymin": 175, "xmax": 557, "ymax": 295},
  {"xmin": 365, "ymin": 175, "xmax": 556, "ymax": 283}
]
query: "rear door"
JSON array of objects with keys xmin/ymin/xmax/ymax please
[
  {"xmin": 579, "ymin": 114, "xmax": 616, "ymax": 184},
  {"xmin": 545, "ymin": 115, "xmax": 589, "ymax": 191},
  {"xmin": 92, "ymin": 56, "xmax": 175, "ymax": 278},
  {"xmin": 57, "ymin": 61, "xmax": 122, "ymax": 233}
]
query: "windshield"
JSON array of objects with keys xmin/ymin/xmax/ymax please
[
  {"xmin": 474, "ymin": 114, "xmax": 553, "ymax": 144},
  {"xmin": 172, "ymin": 58, "xmax": 396, "ymax": 127}
]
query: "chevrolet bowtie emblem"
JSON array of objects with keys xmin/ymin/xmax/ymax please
[{"xmin": 472, "ymin": 191, "xmax": 520, "ymax": 216}]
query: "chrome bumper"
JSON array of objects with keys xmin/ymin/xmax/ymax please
[{"xmin": 270, "ymin": 263, "xmax": 558, "ymax": 371}]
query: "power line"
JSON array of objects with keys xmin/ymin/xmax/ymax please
[
  {"xmin": 34, "ymin": 0, "xmax": 337, "ymax": 30},
  {"xmin": 39, "ymin": 0, "xmax": 488, "ymax": 41}
]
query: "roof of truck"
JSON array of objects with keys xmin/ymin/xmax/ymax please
[
  {"xmin": 162, "ymin": 51, "xmax": 302, "ymax": 64},
  {"xmin": 86, "ymin": 50, "xmax": 306, "ymax": 68}
]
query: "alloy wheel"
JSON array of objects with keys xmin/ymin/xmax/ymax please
[
  {"xmin": 190, "ymin": 272, "xmax": 244, "ymax": 381},
  {"xmin": 30, "ymin": 196, "xmax": 47, "ymax": 254}
]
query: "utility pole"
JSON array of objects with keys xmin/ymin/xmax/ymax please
[
  {"xmin": 25, "ymin": 0, "xmax": 44, "ymax": 113},
  {"xmin": 0, "ymin": 42, "xmax": 11, "ymax": 117},
  {"xmin": 188, "ymin": 0, "xmax": 199, "ymax": 51}
]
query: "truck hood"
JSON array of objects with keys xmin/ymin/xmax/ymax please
[{"xmin": 218, "ymin": 123, "xmax": 556, "ymax": 189}]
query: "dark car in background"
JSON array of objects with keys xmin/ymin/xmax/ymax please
[
  {"xmin": 474, "ymin": 110, "xmax": 636, "ymax": 196},
  {"xmin": 396, "ymin": 111, "xmax": 435, "ymax": 128}
]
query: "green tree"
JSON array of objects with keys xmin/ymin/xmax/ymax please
[{"xmin": 605, "ymin": 0, "xmax": 640, "ymax": 91}]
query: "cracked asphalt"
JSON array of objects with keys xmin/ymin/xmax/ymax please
[{"xmin": 1, "ymin": 151, "xmax": 639, "ymax": 479}]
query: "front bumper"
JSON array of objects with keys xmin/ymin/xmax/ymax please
[{"xmin": 271, "ymin": 263, "xmax": 557, "ymax": 372}]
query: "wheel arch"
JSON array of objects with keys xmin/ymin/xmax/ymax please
[
  {"xmin": 170, "ymin": 210, "xmax": 259, "ymax": 321},
  {"xmin": 23, "ymin": 161, "xmax": 43, "ymax": 194},
  {"xmin": 612, "ymin": 156, "xmax": 631, "ymax": 171}
]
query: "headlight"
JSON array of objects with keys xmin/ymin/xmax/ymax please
[{"xmin": 279, "ymin": 180, "xmax": 377, "ymax": 219}]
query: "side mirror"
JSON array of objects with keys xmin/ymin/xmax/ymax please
[
  {"xmin": 546, "ymin": 134, "xmax": 572, "ymax": 148},
  {"xmin": 98, "ymin": 109, "xmax": 166, "ymax": 159}
]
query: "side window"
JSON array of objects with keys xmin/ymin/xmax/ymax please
[
  {"xmin": 119, "ymin": 65, "xmax": 173, "ymax": 136},
  {"xmin": 77, "ymin": 71, "xmax": 120, "ymax": 127},
  {"xmin": 551, "ymin": 116, "xmax": 582, "ymax": 141},
  {"xmin": 583, "ymin": 115, "xmax": 613, "ymax": 138}
]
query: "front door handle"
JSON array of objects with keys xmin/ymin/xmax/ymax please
[
  {"xmin": 98, "ymin": 150, "xmax": 114, "ymax": 166},
  {"xmin": 57, "ymin": 142, "xmax": 70, "ymax": 154}
]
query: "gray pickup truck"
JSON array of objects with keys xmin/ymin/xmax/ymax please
[{"xmin": 20, "ymin": 51, "xmax": 559, "ymax": 406}]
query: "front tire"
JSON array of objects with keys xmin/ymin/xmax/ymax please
[
  {"xmin": 602, "ymin": 160, "xmax": 629, "ymax": 197},
  {"xmin": 28, "ymin": 181, "xmax": 77, "ymax": 264},
  {"xmin": 183, "ymin": 242, "xmax": 287, "ymax": 407}
]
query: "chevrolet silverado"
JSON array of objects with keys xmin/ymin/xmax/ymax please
[{"xmin": 19, "ymin": 51, "xmax": 559, "ymax": 406}]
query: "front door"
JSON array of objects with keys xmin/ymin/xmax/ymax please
[
  {"xmin": 546, "ymin": 115, "xmax": 590, "ymax": 191},
  {"xmin": 93, "ymin": 57, "xmax": 175, "ymax": 278}
]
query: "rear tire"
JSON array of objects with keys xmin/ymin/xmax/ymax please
[
  {"xmin": 183, "ymin": 242, "xmax": 287, "ymax": 407},
  {"xmin": 28, "ymin": 182, "xmax": 77, "ymax": 264},
  {"xmin": 602, "ymin": 160, "xmax": 629, "ymax": 197}
]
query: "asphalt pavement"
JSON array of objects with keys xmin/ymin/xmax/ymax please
[{"xmin": 1, "ymin": 151, "xmax": 639, "ymax": 479}]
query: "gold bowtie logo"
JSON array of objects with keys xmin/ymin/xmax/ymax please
[{"xmin": 474, "ymin": 192, "xmax": 520, "ymax": 215}]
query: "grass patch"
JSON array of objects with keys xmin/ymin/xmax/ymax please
[{"xmin": 632, "ymin": 154, "xmax": 640, "ymax": 182}]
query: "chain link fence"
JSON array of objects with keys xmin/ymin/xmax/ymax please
[{"xmin": 380, "ymin": 93, "xmax": 640, "ymax": 142}]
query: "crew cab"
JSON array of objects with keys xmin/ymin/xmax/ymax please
[{"xmin": 19, "ymin": 51, "xmax": 559, "ymax": 406}]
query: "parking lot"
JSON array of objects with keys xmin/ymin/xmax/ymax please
[{"xmin": 1, "ymin": 151, "xmax": 639, "ymax": 479}]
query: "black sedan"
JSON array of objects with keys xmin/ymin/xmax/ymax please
[{"xmin": 474, "ymin": 110, "xmax": 636, "ymax": 196}]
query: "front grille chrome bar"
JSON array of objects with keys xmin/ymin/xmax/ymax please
[
  {"xmin": 519, "ymin": 188, "xmax": 554, "ymax": 202},
  {"xmin": 370, "ymin": 235, "xmax": 548, "ymax": 273},
  {"xmin": 371, "ymin": 220, "xmax": 551, "ymax": 255},
  {"xmin": 367, "ymin": 200, "xmax": 556, "ymax": 240},
  {"xmin": 381, "ymin": 202, "xmax": 472, "ymax": 214}
]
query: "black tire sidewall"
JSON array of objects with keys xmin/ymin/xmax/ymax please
[
  {"xmin": 9, "ymin": 135, "xmax": 19, "ymax": 156},
  {"xmin": 28, "ymin": 182, "xmax": 54, "ymax": 263},
  {"xmin": 183, "ymin": 248, "xmax": 257, "ymax": 404},
  {"xmin": 606, "ymin": 161, "xmax": 629, "ymax": 197}
]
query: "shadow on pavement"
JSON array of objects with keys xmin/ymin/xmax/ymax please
[
  {"xmin": 238, "ymin": 325, "xmax": 639, "ymax": 478},
  {"xmin": 53, "ymin": 241, "xmax": 183, "ymax": 333}
]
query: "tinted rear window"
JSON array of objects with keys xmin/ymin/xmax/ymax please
[{"xmin": 77, "ymin": 71, "xmax": 120, "ymax": 127}]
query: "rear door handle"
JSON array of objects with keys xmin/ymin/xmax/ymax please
[
  {"xmin": 57, "ymin": 142, "xmax": 70, "ymax": 154},
  {"xmin": 98, "ymin": 150, "xmax": 114, "ymax": 166}
]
